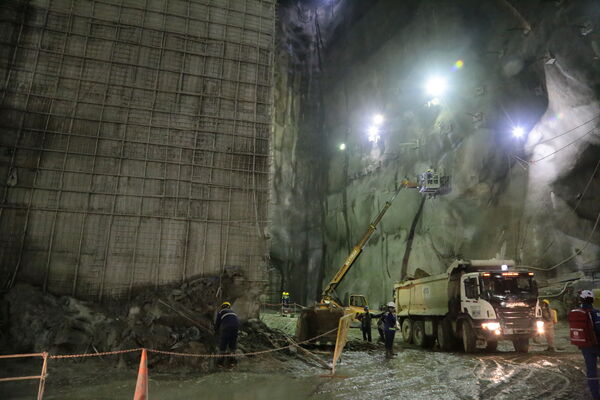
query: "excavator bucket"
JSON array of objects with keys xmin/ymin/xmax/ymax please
[{"xmin": 296, "ymin": 306, "xmax": 344, "ymax": 343}]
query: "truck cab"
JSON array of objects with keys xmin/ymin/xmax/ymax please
[{"xmin": 459, "ymin": 270, "xmax": 542, "ymax": 352}]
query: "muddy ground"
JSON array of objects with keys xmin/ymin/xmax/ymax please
[{"xmin": 0, "ymin": 312, "xmax": 592, "ymax": 400}]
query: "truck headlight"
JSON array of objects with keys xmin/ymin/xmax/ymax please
[
  {"xmin": 482, "ymin": 322, "xmax": 500, "ymax": 331},
  {"xmin": 536, "ymin": 320, "xmax": 544, "ymax": 333}
]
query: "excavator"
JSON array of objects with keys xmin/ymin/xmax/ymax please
[{"xmin": 295, "ymin": 170, "xmax": 448, "ymax": 342}]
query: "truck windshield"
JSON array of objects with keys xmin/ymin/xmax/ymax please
[{"xmin": 480, "ymin": 275, "xmax": 537, "ymax": 300}]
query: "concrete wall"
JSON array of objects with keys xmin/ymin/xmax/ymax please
[{"xmin": 0, "ymin": 0, "xmax": 275, "ymax": 300}]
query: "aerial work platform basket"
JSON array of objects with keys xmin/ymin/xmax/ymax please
[{"xmin": 405, "ymin": 169, "xmax": 450, "ymax": 197}]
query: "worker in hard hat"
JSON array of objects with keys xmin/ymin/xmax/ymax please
[
  {"xmin": 282, "ymin": 291, "xmax": 289, "ymax": 314},
  {"xmin": 569, "ymin": 290, "xmax": 600, "ymax": 400},
  {"xmin": 540, "ymin": 299, "xmax": 556, "ymax": 351},
  {"xmin": 281, "ymin": 291, "xmax": 290, "ymax": 306},
  {"xmin": 383, "ymin": 301, "xmax": 398, "ymax": 359},
  {"xmin": 215, "ymin": 301, "xmax": 240, "ymax": 367},
  {"xmin": 281, "ymin": 291, "xmax": 291, "ymax": 315},
  {"xmin": 357, "ymin": 306, "xmax": 374, "ymax": 342}
]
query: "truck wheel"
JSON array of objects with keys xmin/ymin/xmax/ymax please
[
  {"xmin": 413, "ymin": 320, "xmax": 429, "ymax": 348},
  {"xmin": 512, "ymin": 337, "xmax": 529, "ymax": 353},
  {"xmin": 485, "ymin": 340, "xmax": 498, "ymax": 352},
  {"xmin": 461, "ymin": 322, "xmax": 476, "ymax": 353},
  {"xmin": 401, "ymin": 319, "xmax": 413, "ymax": 344},
  {"xmin": 437, "ymin": 319, "xmax": 455, "ymax": 351}
]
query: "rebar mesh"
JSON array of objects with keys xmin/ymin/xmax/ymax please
[{"xmin": 0, "ymin": 0, "xmax": 274, "ymax": 300}]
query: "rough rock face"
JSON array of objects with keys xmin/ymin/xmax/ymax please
[{"xmin": 271, "ymin": 0, "xmax": 600, "ymax": 305}]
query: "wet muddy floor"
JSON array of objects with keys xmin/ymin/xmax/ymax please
[{"xmin": 0, "ymin": 320, "xmax": 592, "ymax": 399}]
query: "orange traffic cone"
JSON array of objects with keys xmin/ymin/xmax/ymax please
[{"xmin": 133, "ymin": 349, "xmax": 148, "ymax": 400}]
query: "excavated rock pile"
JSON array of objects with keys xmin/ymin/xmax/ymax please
[{"xmin": 0, "ymin": 283, "xmax": 305, "ymax": 371}]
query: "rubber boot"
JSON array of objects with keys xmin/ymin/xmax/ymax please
[
  {"xmin": 385, "ymin": 349, "xmax": 394, "ymax": 359},
  {"xmin": 216, "ymin": 353, "xmax": 225, "ymax": 368},
  {"xmin": 227, "ymin": 353, "xmax": 238, "ymax": 368}
]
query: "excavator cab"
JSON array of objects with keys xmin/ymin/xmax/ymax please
[
  {"xmin": 347, "ymin": 295, "xmax": 368, "ymax": 327},
  {"xmin": 348, "ymin": 294, "xmax": 368, "ymax": 314}
]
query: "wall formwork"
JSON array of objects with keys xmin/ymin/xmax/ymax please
[{"xmin": 0, "ymin": 0, "xmax": 274, "ymax": 300}]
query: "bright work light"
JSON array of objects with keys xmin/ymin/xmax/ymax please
[
  {"xmin": 512, "ymin": 126, "xmax": 524, "ymax": 138},
  {"xmin": 426, "ymin": 76, "xmax": 447, "ymax": 97},
  {"xmin": 367, "ymin": 126, "xmax": 380, "ymax": 143}
]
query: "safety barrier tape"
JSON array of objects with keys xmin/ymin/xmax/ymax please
[
  {"xmin": 49, "ymin": 348, "xmax": 143, "ymax": 359},
  {"xmin": 42, "ymin": 327, "xmax": 337, "ymax": 360},
  {"xmin": 261, "ymin": 302, "xmax": 306, "ymax": 308},
  {"xmin": 146, "ymin": 328, "xmax": 337, "ymax": 358}
]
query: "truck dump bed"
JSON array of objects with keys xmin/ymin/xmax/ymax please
[{"xmin": 395, "ymin": 272, "xmax": 450, "ymax": 317}]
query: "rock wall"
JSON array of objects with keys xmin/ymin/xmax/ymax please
[{"xmin": 272, "ymin": 0, "xmax": 600, "ymax": 306}]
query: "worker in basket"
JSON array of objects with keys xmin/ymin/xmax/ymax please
[
  {"xmin": 568, "ymin": 290, "xmax": 600, "ymax": 400},
  {"xmin": 215, "ymin": 301, "xmax": 240, "ymax": 367}
]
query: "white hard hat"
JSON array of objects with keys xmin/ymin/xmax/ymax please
[
  {"xmin": 580, "ymin": 290, "xmax": 594, "ymax": 299},
  {"xmin": 387, "ymin": 301, "xmax": 395, "ymax": 308}
]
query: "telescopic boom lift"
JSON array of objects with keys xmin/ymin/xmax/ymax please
[{"xmin": 296, "ymin": 182, "xmax": 410, "ymax": 342}]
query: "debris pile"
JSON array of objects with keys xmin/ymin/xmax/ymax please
[{"xmin": 0, "ymin": 278, "xmax": 311, "ymax": 371}]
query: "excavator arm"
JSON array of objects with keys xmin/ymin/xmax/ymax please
[{"xmin": 320, "ymin": 184, "xmax": 406, "ymax": 303}]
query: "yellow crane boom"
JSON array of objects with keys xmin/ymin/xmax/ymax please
[
  {"xmin": 295, "ymin": 181, "xmax": 418, "ymax": 342},
  {"xmin": 320, "ymin": 184, "xmax": 406, "ymax": 304}
]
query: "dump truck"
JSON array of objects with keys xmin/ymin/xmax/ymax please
[{"xmin": 394, "ymin": 259, "xmax": 544, "ymax": 353}]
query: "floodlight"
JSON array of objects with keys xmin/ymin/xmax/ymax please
[
  {"xmin": 367, "ymin": 126, "xmax": 380, "ymax": 143},
  {"xmin": 426, "ymin": 76, "xmax": 447, "ymax": 97},
  {"xmin": 512, "ymin": 126, "xmax": 524, "ymax": 138}
]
